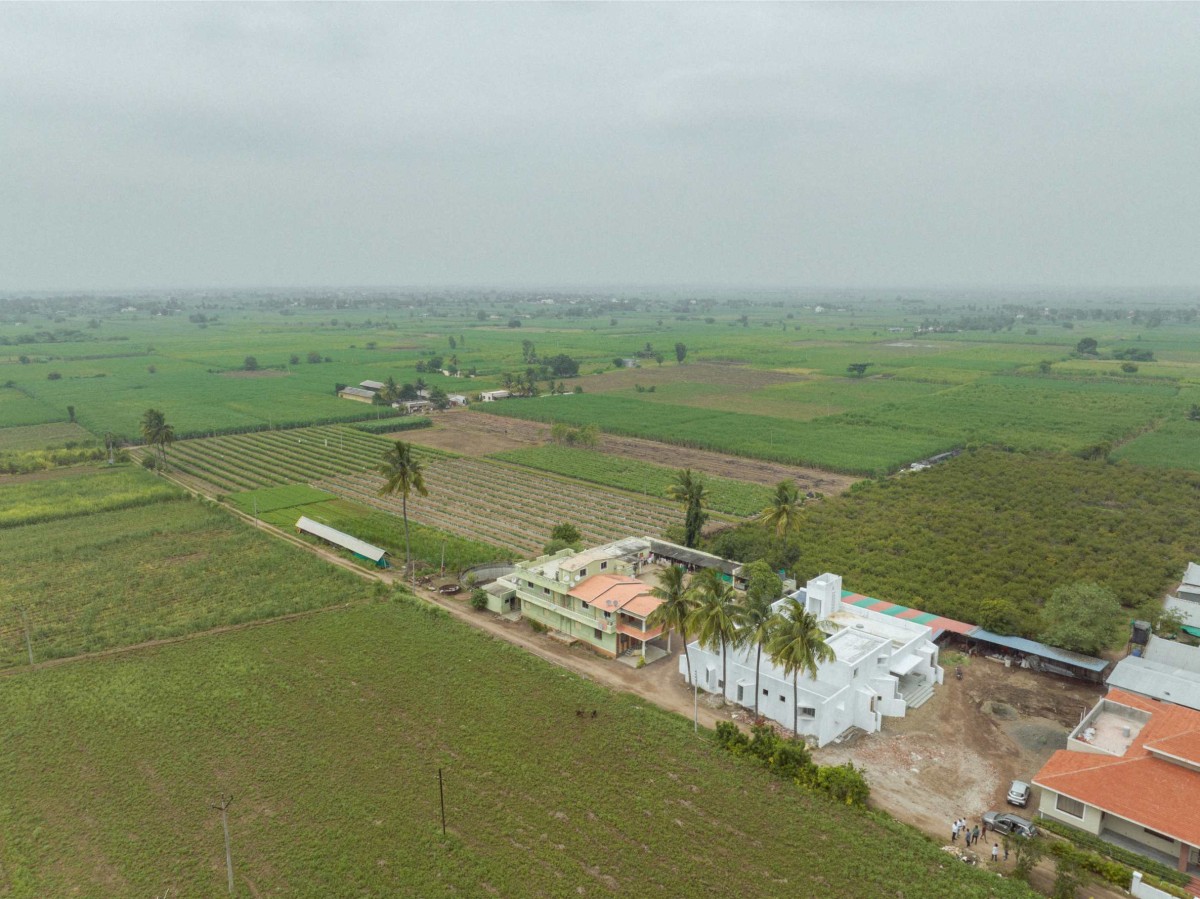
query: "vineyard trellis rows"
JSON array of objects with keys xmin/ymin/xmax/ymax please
[{"xmin": 170, "ymin": 425, "xmax": 682, "ymax": 554}]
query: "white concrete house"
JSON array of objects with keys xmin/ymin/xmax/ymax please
[{"xmin": 681, "ymin": 573, "xmax": 943, "ymax": 746}]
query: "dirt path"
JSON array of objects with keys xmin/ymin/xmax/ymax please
[{"xmin": 401, "ymin": 410, "xmax": 859, "ymax": 495}]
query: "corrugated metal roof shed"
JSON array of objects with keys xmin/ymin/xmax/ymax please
[
  {"xmin": 1107, "ymin": 656, "xmax": 1200, "ymax": 712},
  {"xmin": 648, "ymin": 539, "xmax": 738, "ymax": 575},
  {"xmin": 296, "ymin": 516, "xmax": 387, "ymax": 563},
  {"xmin": 969, "ymin": 629, "xmax": 1109, "ymax": 673}
]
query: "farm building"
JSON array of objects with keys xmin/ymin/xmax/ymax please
[
  {"xmin": 1107, "ymin": 636, "xmax": 1200, "ymax": 712},
  {"xmin": 397, "ymin": 400, "xmax": 432, "ymax": 414},
  {"xmin": 480, "ymin": 390, "xmax": 510, "ymax": 402},
  {"xmin": 295, "ymin": 516, "xmax": 389, "ymax": 568},
  {"xmin": 447, "ymin": 394, "xmax": 468, "ymax": 407},
  {"xmin": 338, "ymin": 386, "xmax": 376, "ymax": 403},
  {"xmin": 683, "ymin": 573, "xmax": 943, "ymax": 747},
  {"xmin": 359, "ymin": 380, "xmax": 385, "ymax": 392}
]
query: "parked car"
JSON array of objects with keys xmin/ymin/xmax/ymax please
[
  {"xmin": 983, "ymin": 811, "xmax": 1037, "ymax": 837},
  {"xmin": 1006, "ymin": 780, "xmax": 1031, "ymax": 807}
]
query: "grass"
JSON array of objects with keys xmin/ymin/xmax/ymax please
[
  {"xmin": 1113, "ymin": 419, "xmax": 1200, "ymax": 471},
  {"xmin": 0, "ymin": 600, "xmax": 1037, "ymax": 898},
  {"xmin": 490, "ymin": 444, "xmax": 775, "ymax": 517},
  {"xmin": 0, "ymin": 386, "xmax": 64, "ymax": 428},
  {"xmin": 0, "ymin": 497, "xmax": 379, "ymax": 669},
  {"xmin": 0, "ymin": 465, "xmax": 180, "ymax": 529}
]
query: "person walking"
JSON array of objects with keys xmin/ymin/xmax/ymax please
[
  {"xmin": 992, "ymin": 843, "xmax": 999, "ymax": 863},
  {"xmin": 951, "ymin": 820, "xmax": 958, "ymax": 842},
  {"xmin": 972, "ymin": 825, "xmax": 980, "ymax": 846}
]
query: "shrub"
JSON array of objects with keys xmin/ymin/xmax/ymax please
[
  {"xmin": 1034, "ymin": 816, "xmax": 1188, "ymax": 885},
  {"xmin": 470, "ymin": 588, "xmax": 488, "ymax": 611}
]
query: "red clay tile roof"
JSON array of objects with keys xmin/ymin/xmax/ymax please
[
  {"xmin": 1033, "ymin": 688, "xmax": 1200, "ymax": 848},
  {"xmin": 569, "ymin": 575, "xmax": 642, "ymax": 605},
  {"xmin": 568, "ymin": 575, "xmax": 661, "ymax": 619},
  {"xmin": 620, "ymin": 593, "xmax": 662, "ymax": 618},
  {"xmin": 616, "ymin": 621, "xmax": 664, "ymax": 641}
]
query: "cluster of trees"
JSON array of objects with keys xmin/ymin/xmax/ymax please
[
  {"xmin": 1074, "ymin": 337, "xmax": 1156, "ymax": 363},
  {"xmin": 543, "ymin": 522, "xmax": 582, "ymax": 555},
  {"xmin": 713, "ymin": 723, "xmax": 869, "ymax": 807},
  {"xmin": 549, "ymin": 422, "xmax": 599, "ymax": 447},
  {"xmin": 646, "ymin": 561, "xmax": 835, "ymax": 738},
  {"xmin": 707, "ymin": 449, "xmax": 1200, "ymax": 650}
]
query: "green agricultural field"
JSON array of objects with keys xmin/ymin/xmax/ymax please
[
  {"xmin": 707, "ymin": 449, "xmax": 1200, "ymax": 634},
  {"xmin": 225, "ymin": 483, "xmax": 337, "ymax": 515},
  {"xmin": 245, "ymin": 492, "xmax": 512, "ymax": 572},
  {"xmin": 0, "ymin": 465, "xmax": 180, "ymax": 529},
  {"xmin": 1113, "ymin": 419, "xmax": 1200, "ymax": 471},
  {"xmin": 0, "ymin": 386, "xmax": 64, "ymax": 428},
  {"xmin": 479, "ymin": 394, "xmax": 954, "ymax": 475},
  {"xmin": 0, "ymin": 496, "xmax": 377, "ymax": 669},
  {"xmin": 0, "ymin": 421, "xmax": 95, "ymax": 452},
  {"xmin": 491, "ymin": 444, "xmax": 774, "ymax": 517},
  {"xmin": 0, "ymin": 601, "xmax": 1036, "ymax": 899}
]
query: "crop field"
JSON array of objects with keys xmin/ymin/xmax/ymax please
[
  {"xmin": 477, "ymin": 393, "xmax": 955, "ymax": 475},
  {"xmin": 0, "ymin": 386, "xmax": 63, "ymax": 428},
  {"xmin": 490, "ymin": 445, "xmax": 774, "ymax": 517},
  {"xmin": 710, "ymin": 449, "xmax": 1200, "ymax": 631},
  {"xmin": 0, "ymin": 491, "xmax": 378, "ymax": 669},
  {"xmin": 228, "ymin": 485, "xmax": 510, "ymax": 570},
  {"xmin": 1113, "ymin": 420, "xmax": 1200, "ymax": 471},
  {"xmin": 169, "ymin": 424, "xmax": 682, "ymax": 555},
  {"xmin": 0, "ymin": 601, "xmax": 1036, "ymax": 899},
  {"xmin": 0, "ymin": 421, "xmax": 95, "ymax": 452},
  {"xmin": 317, "ymin": 457, "xmax": 680, "ymax": 555},
  {"xmin": 0, "ymin": 465, "xmax": 180, "ymax": 529}
]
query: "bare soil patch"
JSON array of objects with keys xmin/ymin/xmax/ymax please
[
  {"xmin": 442, "ymin": 410, "xmax": 858, "ymax": 494},
  {"xmin": 816, "ymin": 657, "xmax": 1101, "ymax": 838},
  {"xmin": 398, "ymin": 422, "xmax": 530, "ymax": 456}
]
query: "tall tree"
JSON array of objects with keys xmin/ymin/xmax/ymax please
[
  {"xmin": 139, "ymin": 408, "xmax": 173, "ymax": 465},
  {"xmin": 766, "ymin": 596, "xmax": 835, "ymax": 737},
  {"xmin": 758, "ymin": 479, "xmax": 803, "ymax": 538},
  {"xmin": 1038, "ymin": 583, "xmax": 1123, "ymax": 655},
  {"xmin": 687, "ymin": 568, "xmax": 740, "ymax": 705},
  {"xmin": 668, "ymin": 469, "xmax": 709, "ymax": 548},
  {"xmin": 736, "ymin": 560, "xmax": 783, "ymax": 718},
  {"xmin": 647, "ymin": 564, "xmax": 694, "ymax": 660},
  {"xmin": 377, "ymin": 441, "xmax": 428, "ymax": 579}
]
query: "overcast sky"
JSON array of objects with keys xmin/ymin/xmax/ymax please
[{"xmin": 2, "ymin": 3, "xmax": 1198, "ymax": 293}]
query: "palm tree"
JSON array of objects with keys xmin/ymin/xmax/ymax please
[
  {"xmin": 687, "ymin": 568, "xmax": 740, "ymax": 704},
  {"xmin": 140, "ymin": 408, "xmax": 173, "ymax": 465},
  {"xmin": 735, "ymin": 578, "xmax": 780, "ymax": 718},
  {"xmin": 377, "ymin": 441, "xmax": 428, "ymax": 579},
  {"xmin": 668, "ymin": 469, "xmax": 709, "ymax": 548},
  {"xmin": 647, "ymin": 564, "xmax": 695, "ymax": 667},
  {"xmin": 766, "ymin": 596, "xmax": 835, "ymax": 737},
  {"xmin": 758, "ymin": 479, "xmax": 803, "ymax": 538}
]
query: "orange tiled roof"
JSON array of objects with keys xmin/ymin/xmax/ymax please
[
  {"xmin": 569, "ymin": 575, "xmax": 642, "ymax": 604},
  {"xmin": 620, "ymin": 593, "xmax": 662, "ymax": 618},
  {"xmin": 1033, "ymin": 688, "xmax": 1200, "ymax": 848}
]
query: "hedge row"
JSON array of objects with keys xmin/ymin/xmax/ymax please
[
  {"xmin": 1035, "ymin": 816, "xmax": 1189, "ymax": 886},
  {"xmin": 349, "ymin": 417, "xmax": 433, "ymax": 435}
]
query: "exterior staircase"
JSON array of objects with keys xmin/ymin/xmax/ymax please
[{"xmin": 901, "ymin": 678, "xmax": 936, "ymax": 710}]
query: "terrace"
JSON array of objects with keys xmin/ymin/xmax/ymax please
[{"xmin": 1071, "ymin": 699, "xmax": 1149, "ymax": 757}]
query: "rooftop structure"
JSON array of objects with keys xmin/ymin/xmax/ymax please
[
  {"xmin": 295, "ymin": 516, "xmax": 388, "ymax": 567},
  {"xmin": 1108, "ymin": 636, "xmax": 1200, "ymax": 712}
]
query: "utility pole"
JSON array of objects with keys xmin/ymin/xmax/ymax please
[
  {"xmin": 210, "ymin": 794, "xmax": 235, "ymax": 895},
  {"xmin": 693, "ymin": 676, "xmax": 698, "ymax": 733},
  {"xmin": 437, "ymin": 769, "xmax": 446, "ymax": 836},
  {"xmin": 253, "ymin": 499, "xmax": 258, "ymax": 528},
  {"xmin": 440, "ymin": 541, "xmax": 446, "ymax": 576},
  {"xmin": 21, "ymin": 609, "xmax": 33, "ymax": 666}
]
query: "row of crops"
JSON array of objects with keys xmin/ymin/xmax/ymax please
[
  {"xmin": 317, "ymin": 459, "xmax": 679, "ymax": 555},
  {"xmin": 169, "ymin": 425, "xmax": 682, "ymax": 554}
]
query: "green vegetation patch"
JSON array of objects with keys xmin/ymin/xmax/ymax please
[
  {"xmin": 1113, "ymin": 420, "xmax": 1200, "ymax": 471},
  {"xmin": 261, "ymin": 497, "xmax": 511, "ymax": 571},
  {"xmin": 708, "ymin": 449, "xmax": 1200, "ymax": 631},
  {"xmin": 0, "ymin": 465, "xmax": 180, "ymax": 529},
  {"xmin": 0, "ymin": 499, "xmax": 378, "ymax": 668},
  {"xmin": 0, "ymin": 601, "xmax": 1036, "ymax": 898},
  {"xmin": 0, "ymin": 422, "xmax": 95, "ymax": 453},
  {"xmin": 226, "ymin": 484, "xmax": 335, "ymax": 515},
  {"xmin": 479, "ymin": 395, "xmax": 953, "ymax": 475},
  {"xmin": 0, "ymin": 387, "xmax": 63, "ymax": 428},
  {"xmin": 491, "ymin": 444, "xmax": 773, "ymax": 517}
]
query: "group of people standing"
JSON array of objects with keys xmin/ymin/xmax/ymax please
[{"xmin": 951, "ymin": 817, "xmax": 1005, "ymax": 863}]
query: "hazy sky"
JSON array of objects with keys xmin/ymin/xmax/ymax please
[{"xmin": 2, "ymin": 3, "xmax": 1198, "ymax": 292}]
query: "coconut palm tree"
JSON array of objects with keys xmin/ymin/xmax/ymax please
[
  {"xmin": 140, "ymin": 408, "xmax": 174, "ymax": 465},
  {"xmin": 766, "ymin": 596, "xmax": 835, "ymax": 737},
  {"xmin": 668, "ymin": 469, "xmax": 709, "ymax": 548},
  {"xmin": 647, "ymin": 564, "xmax": 695, "ymax": 665},
  {"xmin": 687, "ymin": 568, "xmax": 740, "ymax": 704},
  {"xmin": 758, "ymin": 479, "xmax": 803, "ymax": 538},
  {"xmin": 735, "ymin": 561, "xmax": 783, "ymax": 718},
  {"xmin": 377, "ymin": 441, "xmax": 428, "ymax": 579}
]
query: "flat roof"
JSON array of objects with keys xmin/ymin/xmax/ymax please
[
  {"xmin": 827, "ymin": 627, "xmax": 888, "ymax": 665},
  {"xmin": 840, "ymin": 591, "xmax": 975, "ymax": 636},
  {"xmin": 296, "ymin": 516, "xmax": 386, "ymax": 562}
]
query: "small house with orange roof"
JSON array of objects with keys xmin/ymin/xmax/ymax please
[{"xmin": 1033, "ymin": 687, "xmax": 1200, "ymax": 876}]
